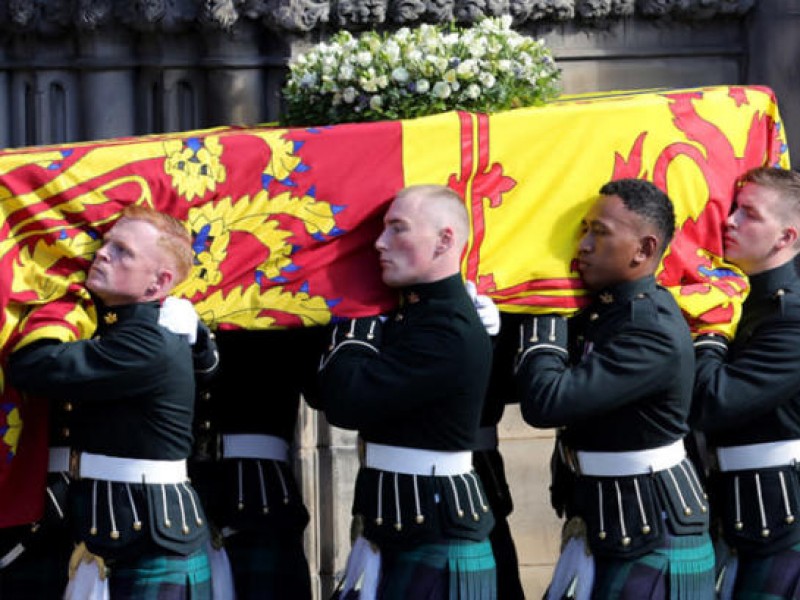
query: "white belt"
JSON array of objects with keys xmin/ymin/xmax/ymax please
[
  {"xmin": 221, "ymin": 434, "xmax": 290, "ymax": 462},
  {"xmin": 49, "ymin": 446, "xmax": 71, "ymax": 473},
  {"xmin": 717, "ymin": 440, "xmax": 800, "ymax": 472},
  {"xmin": 364, "ymin": 442, "xmax": 472, "ymax": 476},
  {"xmin": 576, "ymin": 439, "xmax": 686, "ymax": 477},
  {"xmin": 77, "ymin": 452, "xmax": 188, "ymax": 484}
]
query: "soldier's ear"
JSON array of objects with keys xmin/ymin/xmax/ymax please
[
  {"xmin": 777, "ymin": 225, "xmax": 798, "ymax": 250},
  {"xmin": 434, "ymin": 226, "xmax": 454, "ymax": 256},
  {"xmin": 147, "ymin": 269, "xmax": 175, "ymax": 299},
  {"xmin": 633, "ymin": 234, "xmax": 658, "ymax": 265}
]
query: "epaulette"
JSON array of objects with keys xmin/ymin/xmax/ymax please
[{"xmin": 630, "ymin": 291, "xmax": 657, "ymax": 321}]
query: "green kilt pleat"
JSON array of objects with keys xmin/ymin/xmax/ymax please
[
  {"xmin": 223, "ymin": 530, "xmax": 312, "ymax": 600},
  {"xmin": 733, "ymin": 541, "xmax": 800, "ymax": 599},
  {"xmin": 378, "ymin": 538, "xmax": 497, "ymax": 600},
  {"xmin": 592, "ymin": 531, "xmax": 715, "ymax": 599},
  {"xmin": 108, "ymin": 547, "xmax": 212, "ymax": 599}
]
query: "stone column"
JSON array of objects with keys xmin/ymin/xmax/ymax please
[
  {"xmin": 76, "ymin": 29, "xmax": 137, "ymax": 141},
  {"xmin": 6, "ymin": 35, "xmax": 80, "ymax": 147},
  {"xmin": 202, "ymin": 24, "xmax": 270, "ymax": 128},
  {"xmin": 745, "ymin": 0, "xmax": 800, "ymax": 164},
  {"xmin": 0, "ymin": 37, "xmax": 9, "ymax": 148},
  {"xmin": 137, "ymin": 33, "xmax": 205, "ymax": 134}
]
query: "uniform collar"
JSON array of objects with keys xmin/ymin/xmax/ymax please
[
  {"xmin": 400, "ymin": 274, "xmax": 464, "ymax": 306},
  {"xmin": 591, "ymin": 275, "xmax": 657, "ymax": 308},
  {"xmin": 747, "ymin": 261, "xmax": 798, "ymax": 299},
  {"xmin": 96, "ymin": 301, "xmax": 160, "ymax": 332}
]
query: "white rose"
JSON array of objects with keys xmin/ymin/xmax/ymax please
[
  {"xmin": 479, "ymin": 72, "xmax": 496, "ymax": 88},
  {"xmin": 392, "ymin": 67, "xmax": 410, "ymax": 83},
  {"xmin": 343, "ymin": 87, "xmax": 357, "ymax": 104},
  {"xmin": 466, "ymin": 83, "xmax": 481, "ymax": 99},
  {"xmin": 369, "ymin": 95, "xmax": 383, "ymax": 110},
  {"xmin": 432, "ymin": 81, "xmax": 451, "ymax": 99},
  {"xmin": 356, "ymin": 51, "xmax": 372, "ymax": 66},
  {"xmin": 415, "ymin": 79, "xmax": 430, "ymax": 93}
]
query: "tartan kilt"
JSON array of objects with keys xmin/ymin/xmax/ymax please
[
  {"xmin": 377, "ymin": 538, "xmax": 497, "ymax": 600},
  {"xmin": 591, "ymin": 530, "xmax": 715, "ymax": 599},
  {"xmin": 0, "ymin": 527, "xmax": 72, "ymax": 599},
  {"xmin": 733, "ymin": 540, "xmax": 800, "ymax": 599},
  {"xmin": 108, "ymin": 547, "xmax": 212, "ymax": 599},
  {"xmin": 223, "ymin": 529, "xmax": 312, "ymax": 600}
]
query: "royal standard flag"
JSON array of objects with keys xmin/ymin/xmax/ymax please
[{"xmin": 0, "ymin": 85, "xmax": 789, "ymax": 526}]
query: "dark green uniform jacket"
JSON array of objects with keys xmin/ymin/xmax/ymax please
[
  {"xmin": 516, "ymin": 276, "xmax": 708, "ymax": 558},
  {"xmin": 7, "ymin": 301, "xmax": 208, "ymax": 561},
  {"xmin": 693, "ymin": 260, "xmax": 800, "ymax": 555},
  {"xmin": 191, "ymin": 328, "xmax": 324, "ymax": 537},
  {"xmin": 316, "ymin": 274, "xmax": 495, "ymax": 549}
]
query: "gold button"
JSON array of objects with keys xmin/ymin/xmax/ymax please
[
  {"xmin": 133, "ymin": 521, "xmax": 142, "ymax": 531},
  {"xmin": 734, "ymin": 521, "xmax": 743, "ymax": 531},
  {"xmin": 61, "ymin": 427, "xmax": 70, "ymax": 439},
  {"xmin": 787, "ymin": 515, "xmax": 795, "ymax": 525},
  {"xmin": 415, "ymin": 515, "xmax": 425, "ymax": 524},
  {"xmin": 375, "ymin": 517, "xmax": 383, "ymax": 526},
  {"xmin": 394, "ymin": 523, "xmax": 402, "ymax": 531},
  {"xmin": 598, "ymin": 531, "xmax": 607, "ymax": 540},
  {"xmin": 63, "ymin": 402, "xmax": 73, "ymax": 412},
  {"xmin": 642, "ymin": 525, "xmax": 651, "ymax": 535},
  {"xmin": 621, "ymin": 536, "xmax": 631, "ymax": 547},
  {"xmin": 589, "ymin": 313, "xmax": 599, "ymax": 321},
  {"xmin": 761, "ymin": 528, "xmax": 770, "ymax": 538}
]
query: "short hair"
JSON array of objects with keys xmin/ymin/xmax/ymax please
[
  {"xmin": 119, "ymin": 205, "xmax": 193, "ymax": 284},
  {"xmin": 599, "ymin": 178, "xmax": 676, "ymax": 256},
  {"xmin": 394, "ymin": 185, "xmax": 470, "ymax": 247},
  {"xmin": 739, "ymin": 166, "xmax": 800, "ymax": 220}
]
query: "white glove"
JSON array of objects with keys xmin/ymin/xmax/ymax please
[
  {"xmin": 158, "ymin": 296, "xmax": 199, "ymax": 344},
  {"xmin": 465, "ymin": 280, "xmax": 500, "ymax": 336}
]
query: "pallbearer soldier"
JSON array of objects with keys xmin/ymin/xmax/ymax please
[
  {"xmin": 189, "ymin": 326, "xmax": 325, "ymax": 600},
  {"xmin": 0, "ymin": 293, "xmax": 216, "ymax": 600},
  {"xmin": 313, "ymin": 184, "xmax": 497, "ymax": 598},
  {"xmin": 692, "ymin": 167, "xmax": 800, "ymax": 597},
  {"xmin": 515, "ymin": 179, "xmax": 715, "ymax": 598},
  {"xmin": 7, "ymin": 206, "xmax": 214, "ymax": 599}
]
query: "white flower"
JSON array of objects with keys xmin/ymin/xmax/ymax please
[
  {"xmin": 465, "ymin": 83, "xmax": 481, "ymax": 99},
  {"xmin": 339, "ymin": 64, "xmax": 355, "ymax": 81},
  {"xmin": 432, "ymin": 81, "xmax": 451, "ymax": 99},
  {"xmin": 300, "ymin": 73, "xmax": 318, "ymax": 88},
  {"xmin": 343, "ymin": 87, "xmax": 357, "ymax": 104},
  {"xmin": 282, "ymin": 16, "xmax": 561, "ymax": 125},
  {"xmin": 478, "ymin": 72, "xmax": 496, "ymax": 89},
  {"xmin": 392, "ymin": 67, "xmax": 410, "ymax": 83}
]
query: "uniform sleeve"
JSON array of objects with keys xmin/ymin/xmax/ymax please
[
  {"xmin": 7, "ymin": 323, "xmax": 171, "ymax": 402},
  {"xmin": 692, "ymin": 316, "xmax": 800, "ymax": 432},
  {"xmin": 318, "ymin": 316, "xmax": 469, "ymax": 431},
  {"xmin": 516, "ymin": 322, "xmax": 676, "ymax": 429}
]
